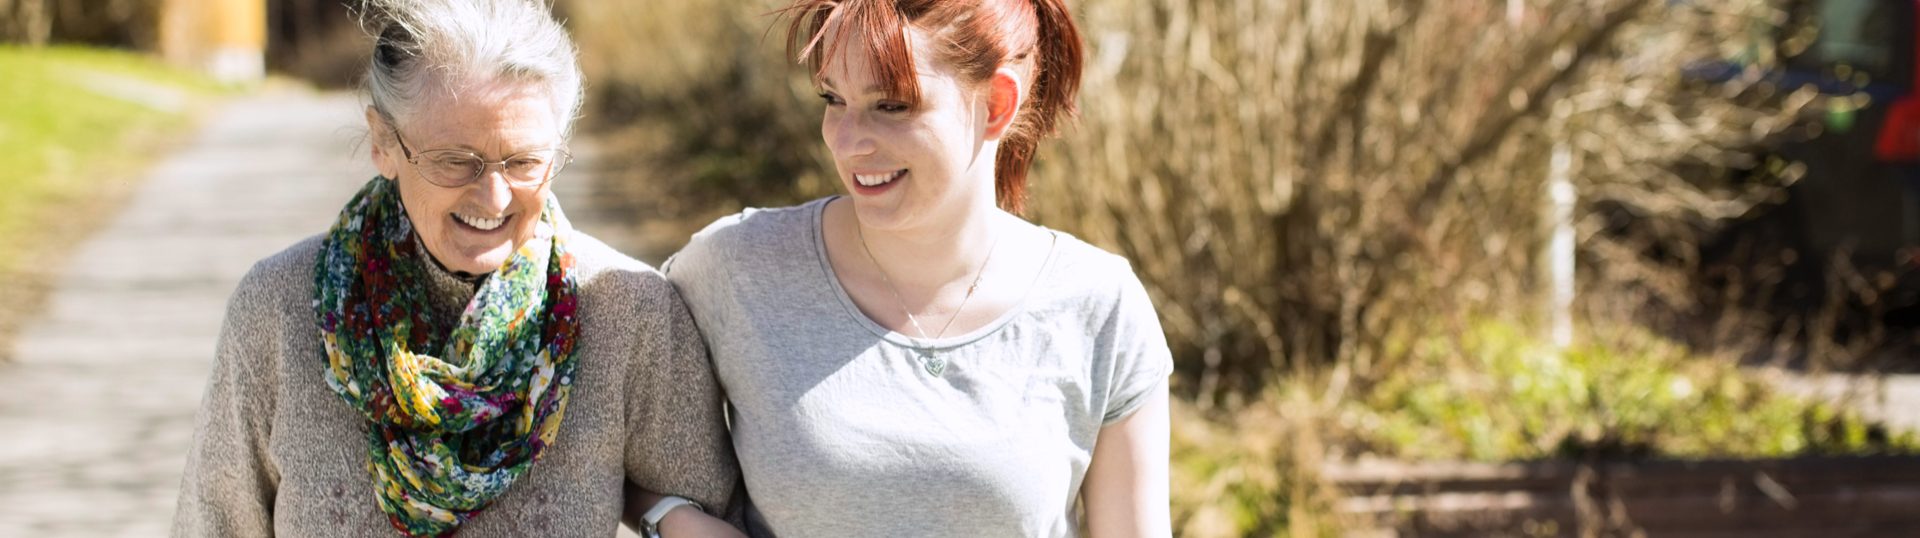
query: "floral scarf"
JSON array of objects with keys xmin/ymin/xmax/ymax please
[{"xmin": 313, "ymin": 176, "xmax": 581, "ymax": 537}]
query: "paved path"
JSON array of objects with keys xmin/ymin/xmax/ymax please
[
  {"xmin": 0, "ymin": 89, "xmax": 371, "ymax": 536},
  {"xmin": 0, "ymin": 88, "xmax": 639, "ymax": 537},
  {"xmin": 1768, "ymin": 369, "xmax": 1920, "ymax": 435}
]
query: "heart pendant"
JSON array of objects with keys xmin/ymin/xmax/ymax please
[{"xmin": 922, "ymin": 354, "xmax": 946, "ymax": 376}]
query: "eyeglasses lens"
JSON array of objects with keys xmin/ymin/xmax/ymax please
[{"xmin": 416, "ymin": 151, "xmax": 564, "ymax": 187}]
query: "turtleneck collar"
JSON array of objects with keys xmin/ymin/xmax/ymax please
[{"xmin": 412, "ymin": 233, "xmax": 489, "ymax": 333}]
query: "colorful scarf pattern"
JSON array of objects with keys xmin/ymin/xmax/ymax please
[{"xmin": 313, "ymin": 176, "xmax": 581, "ymax": 537}]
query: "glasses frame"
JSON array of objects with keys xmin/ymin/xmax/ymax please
[{"xmin": 393, "ymin": 131, "xmax": 573, "ymax": 189}]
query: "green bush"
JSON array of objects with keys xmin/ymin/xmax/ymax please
[
  {"xmin": 1172, "ymin": 322, "xmax": 1918, "ymax": 537},
  {"xmin": 1349, "ymin": 321, "xmax": 1916, "ymax": 462}
]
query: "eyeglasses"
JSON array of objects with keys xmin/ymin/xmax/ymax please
[{"xmin": 394, "ymin": 131, "xmax": 572, "ymax": 188}]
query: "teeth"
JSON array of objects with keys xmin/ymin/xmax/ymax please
[
  {"xmin": 856, "ymin": 170, "xmax": 906, "ymax": 187},
  {"xmin": 454, "ymin": 213, "xmax": 506, "ymax": 231}
]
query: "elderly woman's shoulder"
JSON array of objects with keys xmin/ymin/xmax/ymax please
[
  {"xmin": 218, "ymin": 235, "xmax": 325, "ymax": 328},
  {"xmin": 234, "ymin": 235, "xmax": 324, "ymax": 299},
  {"xmin": 565, "ymin": 230, "xmax": 677, "ymax": 300}
]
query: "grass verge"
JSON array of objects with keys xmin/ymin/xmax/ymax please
[{"xmin": 0, "ymin": 45, "xmax": 223, "ymax": 360}]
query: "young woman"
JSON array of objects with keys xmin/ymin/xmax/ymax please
[{"xmin": 661, "ymin": 0, "xmax": 1172, "ymax": 535}]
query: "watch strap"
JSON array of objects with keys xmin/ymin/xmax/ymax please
[{"xmin": 641, "ymin": 495, "xmax": 703, "ymax": 537}]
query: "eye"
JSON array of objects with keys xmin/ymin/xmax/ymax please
[
  {"xmin": 818, "ymin": 93, "xmax": 844, "ymax": 106},
  {"xmin": 876, "ymin": 100, "xmax": 910, "ymax": 113},
  {"xmin": 432, "ymin": 155, "xmax": 481, "ymax": 169}
]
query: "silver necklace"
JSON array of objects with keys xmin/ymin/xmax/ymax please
[{"xmin": 856, "ymin": 220, "xmax": 1000, "ymax": 376}]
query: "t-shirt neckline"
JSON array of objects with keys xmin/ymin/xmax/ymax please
[{"xmin": 809, "ymin": 196, "xmax": 1060, "ymax": 351}]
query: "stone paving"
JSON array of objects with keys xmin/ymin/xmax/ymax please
[{"xmin": 0, "ymin": 88, "xmax": 642, "ymax": 537}]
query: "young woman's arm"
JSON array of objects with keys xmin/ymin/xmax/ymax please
[
  {"xmin": 1081, "ymin": 384, "xmax": 1173, "ymax": 538},
  {"xmin": 624, "ymin": 484, "xmax": 747, "ymax": 538}
]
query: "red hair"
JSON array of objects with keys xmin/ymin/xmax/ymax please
[{"xmin": 781, "ymin": 0, "xmax": 1085, "ymax": 215}]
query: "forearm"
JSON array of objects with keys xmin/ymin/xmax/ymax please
[{"xmin": 624, "ymin": 483, "xmax": 746, "ymax": 538}]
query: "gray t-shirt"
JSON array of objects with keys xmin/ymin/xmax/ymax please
[{"xmin": 664, "ymin": 198, "xmax": 1173, "ymax": 538}]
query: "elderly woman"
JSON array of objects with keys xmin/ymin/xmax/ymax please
[{"xmin": 171, "ymin": 1, "xmax": 740, "ymax": 536}]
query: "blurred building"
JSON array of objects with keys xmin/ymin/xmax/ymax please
[
  {"xmin": 1780, "ymin": 0, "xmax": 1913, "ymax": 262},
  {"xmin": 0, "ymin": 0, "xmax": 266, "ymax": 84},
  {"xmin": 160, "ymin": 0, "xmax": 266, "ymax": 83}
]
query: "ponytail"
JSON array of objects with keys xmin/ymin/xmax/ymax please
[{"xmin": 993, "ymin": 0, "xmax": 1083, "ymax": 214}]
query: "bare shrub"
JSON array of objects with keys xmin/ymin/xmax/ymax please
[
  {"xmin": 1026, "ymin": 0, "xmax": 1813, "ymax": 404},
  {"xmin": 559, "ymin": 0, "xmax": 834, "ymax": 261}
]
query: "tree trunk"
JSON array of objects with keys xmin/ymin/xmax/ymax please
[{"xmin": 21, "ymin": 0, "xmax": 51, "ymax": 46}]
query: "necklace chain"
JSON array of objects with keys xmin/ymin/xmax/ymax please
[{"xmin": 856, "ymin": 219, "xmax": 1000, "ymax": 346}]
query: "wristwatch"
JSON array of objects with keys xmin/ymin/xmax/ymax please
[{"xmin": 639, "ymin": 495, "xmax": 704, "ymax": 538}]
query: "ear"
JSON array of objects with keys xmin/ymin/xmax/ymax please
[
  {"xmin": 982, "ymin": 67, "xmax": 1024, "ymax": 141},
  {"xmin": 365, "ymin": 106, "xmax": 402, "ymax": 180}
]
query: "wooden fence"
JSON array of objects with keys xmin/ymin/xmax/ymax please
[{"xmin": 1326, "ymin": 456, "xmax": 1920, "ymax": 537}]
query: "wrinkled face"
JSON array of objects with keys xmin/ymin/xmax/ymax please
[
  {"xmin": 368, "ymin": 80, "xmax": 563, "ymax": 275},
  {"xmin": 818, "ymin": 26, "xmax": 997, "ymax": 231}
]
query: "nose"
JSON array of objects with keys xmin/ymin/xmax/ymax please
[
  {"xmin": 465, "ymin": 166, "xmax": 516, "ymax": 212},
  {"xmin": 825, "ymin": 109, "xmax": 876, "ymax": 159}
]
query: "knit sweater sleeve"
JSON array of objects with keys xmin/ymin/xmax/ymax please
[
  {"xmin": 172, "ymin": 253, "xmax": 290, "ymax": 537},
  {"xmin": 621, "ymin": 271, "xmax": 742, "ymax": 522}
]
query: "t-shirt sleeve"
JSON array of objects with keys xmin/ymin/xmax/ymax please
[
  {"xmin": 661, "ymin": 211, "xmax": 745, "ymax": 315},
  {"xmin": 1100, "ymin": 270, "xmax": 1175, "ymax": 425}
]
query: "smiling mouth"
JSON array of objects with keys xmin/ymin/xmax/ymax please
[
  {"xmin": 855, "ymin": 169, "xmax": 907, "ymax": 187},
  {"xmin": 453, "ymin": 213, "xmax": 509, "ymax": 231}
]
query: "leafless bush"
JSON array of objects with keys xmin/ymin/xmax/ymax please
[
  {"xmin": 559, "ymin": 0, "xmax": 835, "ymax": 260},
  {"xmin": 1026, "ymin": 0, "xmax": 1815, "ymax": 404}
]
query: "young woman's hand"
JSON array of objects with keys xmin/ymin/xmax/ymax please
[
  {"xmin": 624, "ymin": 483, "xmax": 746, "ymax": 538},
  {"xmin": 657, "ymin": 506, "xmax": 745, "ymax": 538}
]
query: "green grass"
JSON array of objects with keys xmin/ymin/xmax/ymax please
[{"xmin": 0, "ymin": 45, "xmax": 222, "ymax": 263}]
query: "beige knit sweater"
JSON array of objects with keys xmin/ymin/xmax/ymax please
[{"xmin": 171, "ymin": 232, "xmax": 739, "ymax": 537}]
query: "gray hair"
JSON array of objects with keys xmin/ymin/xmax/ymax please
[{"xmin": 360, "ymin": 0, "xmax": 584, "ymax": 138}]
